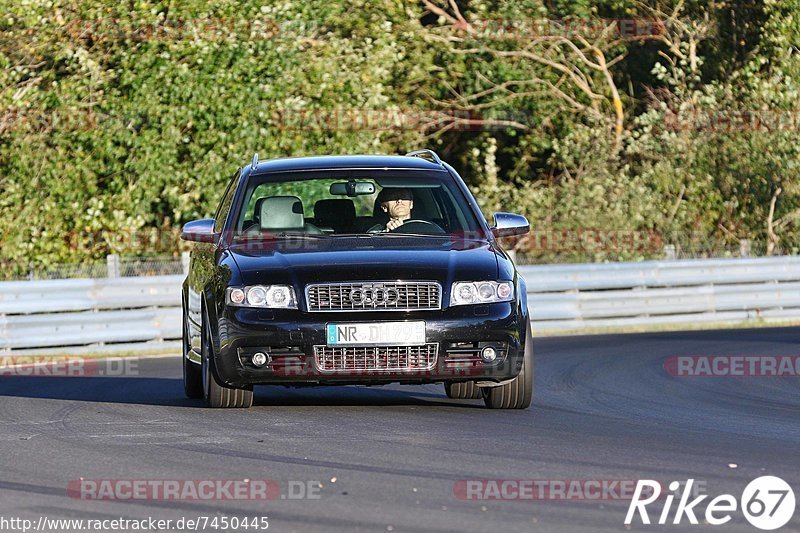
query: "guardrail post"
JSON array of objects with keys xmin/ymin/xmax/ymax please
[
  {"xmin": 181, "ymin": 251, "xmax": 191, "ymax": 275},
  {"xmin": 739, "ymin": 239, "xmax": 751, "ymax": 258},
  {"xmin": 663, "ymin": 244, "xmax": 677, "ymax": 260},
  {"xmin": 106, "ymin": 254, "xmax": 120, "ymax": 278},
  {"xmin": 0, "ymin": 315, "xmax": 8, "ymax": 354}
]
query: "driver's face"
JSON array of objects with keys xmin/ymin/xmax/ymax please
[{"xmin": 381, "ymin": 198, "xmax": 413, "ymax": 219}]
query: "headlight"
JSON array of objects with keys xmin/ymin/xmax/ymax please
[
  {"xmin": 226, "ymin": 285, "xmax": 298, "ymax": 309},
  {"xmin": 450, "ymin": 281, "xmax": 514, "ymax": 306}
]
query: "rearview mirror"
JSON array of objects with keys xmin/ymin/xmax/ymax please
[
  {"xmin": 491, "ymin": 212, "xmax": 530, "ymax": 238},
  {"xmin": 330, "ymin": 181, "xmax": 376, "ymax": 196},
  {"xmin": 180, "ymin": 218, "xmax": 218, "ymax": 243}
]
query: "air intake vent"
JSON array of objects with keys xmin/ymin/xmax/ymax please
[{"xmin": 314, "ymin": 344, "xmax": 438, "ymax": 372}]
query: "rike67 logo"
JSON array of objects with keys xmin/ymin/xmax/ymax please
[{"xmin": 625, "ymin": 477, "xmax": 796, "ymax": 530}]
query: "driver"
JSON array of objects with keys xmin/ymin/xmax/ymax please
[{"xmin": 373, "ymin": 187, "xmax": 414, "ymax": 232}]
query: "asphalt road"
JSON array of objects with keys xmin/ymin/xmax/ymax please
[{"xmin": 0, "ymin": 327, "xmax": 799, "ymax": 533}]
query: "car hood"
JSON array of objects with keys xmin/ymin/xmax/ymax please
[{"xmin": 228, "ymin": 236, "xmax": 500, "ymax": 287}]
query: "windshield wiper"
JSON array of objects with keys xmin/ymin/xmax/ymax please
[
  {"xmin": 232, "ymin": 233, "xmax": 329, "ymax": 243},
  {"xmin": 371, "ymin": 232, "xmax": 484, "ymax": 239}
]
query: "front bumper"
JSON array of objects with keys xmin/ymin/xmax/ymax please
[{"xmin": 212, "ymin": 302, "xmax": 526, "ymax": 387}]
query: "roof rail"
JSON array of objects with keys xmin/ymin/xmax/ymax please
[
  {"xmin": 250, "ymin": 153, "xmax": 258, "ymax": 170},
  {"xmin": 405, "ymin": 149, "xmax": 444, "ymax": 167}
]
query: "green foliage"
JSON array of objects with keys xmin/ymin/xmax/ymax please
[{"xmin": 0, "ymin": 0, "xmax": 798, "ymax": 273}]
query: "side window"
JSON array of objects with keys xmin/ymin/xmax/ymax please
[
  {"xmin": 432, "ymin": 186, "xmax": 462, "ymax": 232},
  {"xmin": 214, "ymin": 171, "xmax": 239, "ymax": 233}
]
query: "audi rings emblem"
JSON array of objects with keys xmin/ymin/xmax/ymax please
[{"xmin": 348, "ymin": 286, "xmax": 399, "ymax": 306}]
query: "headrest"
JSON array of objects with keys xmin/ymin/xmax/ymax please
[
  {"xmin": 253, "ymin": 197, "xmax": 268, "ymax": 221},
  {"xmin": 259, "ymin": 196, "xmax": 305, "ymax": 230},
  {"xmin": 314, "ymin": 199, "xmax": 356, "ymax": 224}
]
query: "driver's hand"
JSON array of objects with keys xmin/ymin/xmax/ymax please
[{"xmin": 386, "ymin": 218, "xmax": 404, "ymax": 231}]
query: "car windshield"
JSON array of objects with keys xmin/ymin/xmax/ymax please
[{"xmin": 229, "ymin": 170, "xmax": 484, "ymax": 239}]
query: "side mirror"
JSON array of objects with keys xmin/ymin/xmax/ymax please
[
  {"xmin": 491, "ymin": 212, "xmax": 530, "ymax": 238},
  {"xmin": 180, "ymin": 218, "xmax": 218, "ymax": 243}
]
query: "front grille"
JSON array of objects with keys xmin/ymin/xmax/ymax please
[
  {"xmin": 314, "ymin": 344, "xmax": 439, "ymax": 372},
  {"xmin": 306, "ymin": 281, "xmax": 441, "ymax": 312}
]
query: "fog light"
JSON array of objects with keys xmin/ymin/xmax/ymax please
[
  {"xmin": 252, "ymin": 352, "xmax": 269, "ymax": 367},
  {"xmin": 481, "ymin": 346, "xmax": 497, "ymax": 362}
]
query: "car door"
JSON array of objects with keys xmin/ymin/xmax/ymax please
[{"xmin": 187, "ymin": 169, "xmax": 240, "ymax": 347}]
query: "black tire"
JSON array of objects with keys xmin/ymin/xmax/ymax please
[
  {"xmin": 182, "ymin": 310, "xmax": 203, "ymax": 399},
  {"xmin": 444, "ymin": 381, "xmax": 483, "ymax": 399},
  {"xmin": 483, "ymin": 321, "xmax": 533, "ymax": 409},
  {"xmin": 202, "ymin": 312, "xmax": 253, "ymax": 408}
]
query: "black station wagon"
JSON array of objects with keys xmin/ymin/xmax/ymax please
[{"xmin": 180, "ymin": 150, "xmax": 533, "ymax": 409}]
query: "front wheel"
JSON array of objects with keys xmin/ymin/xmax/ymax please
[
  {"xmin": 483, "ymin": 321, "xmax": 533, "ymax": 409},
  {"xmin": 201, "ymin": 314, "xmax": 253, "ymax": 408},
  {"xmin": 444, "ymin": 381, "xmax": 483, "ymax": 399}
]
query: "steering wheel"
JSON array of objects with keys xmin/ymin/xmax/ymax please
[{"xmin": 389, "ymin": 219, "xmax": 446, "ymax": 234}]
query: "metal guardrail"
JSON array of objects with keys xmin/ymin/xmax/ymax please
[
  {"xmin": 519, "ymin": 256, "xmax": 800, "ymax": 332},
  {"xmin": 0, "ymin": 256, "xmax": 798, "ymax": 353},
  {"xmin": 0, "ymin": 276, "xmax": 183, "ymax": 352}
]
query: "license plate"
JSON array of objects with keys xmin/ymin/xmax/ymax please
[{"xmin": 326, "ymin": 321, "xmax": 426, "ymax": 346}]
